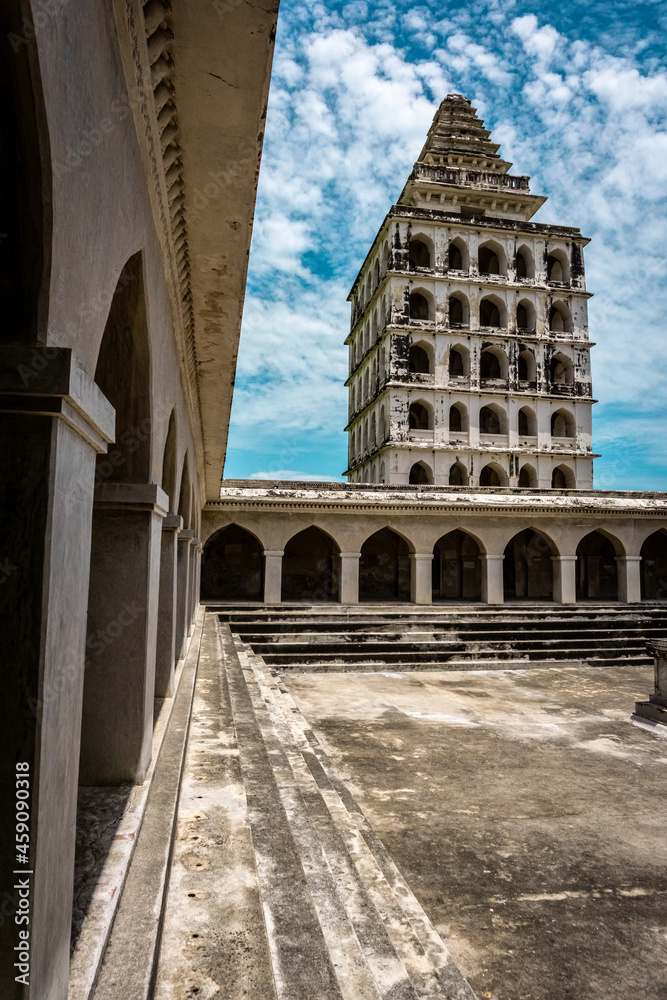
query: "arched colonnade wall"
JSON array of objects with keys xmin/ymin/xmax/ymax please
[{"xmin": 202, "ymin": 496, "xmax": 667, "ymax": 605}]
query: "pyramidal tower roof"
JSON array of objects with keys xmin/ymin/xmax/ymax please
[
  {"xmin": 397, "ymin": 93, "xmax": 547, "ymax": 222},
  {"xmin": 418, "ymin": 93, "xmax": 503, "ymax": 164}
]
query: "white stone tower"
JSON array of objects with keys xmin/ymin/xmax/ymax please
[{"xmin": 344, "ymin": 94, "xmax": 596, "ymax": 488}]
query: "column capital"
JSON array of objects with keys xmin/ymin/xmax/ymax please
[
  {"xmin": 94, "ymin": 482, "xmax": 169, "ymax": 517},
  {"xmin": 339, "ymin": 551, "xmax": 361, "ymax": 559},
  {"xmin": 264, "ymin": 549, "xmax": 284, "ymax": 558},
  {"xmin": 481, "ymin": 553, "xmax": 505, "ymax": 562},
  {"xmin": 551, "ymin": 554, "xmax": 578, "ymax": 563},
  {"xmin": 410, "ymin": 552, "xmax": 434, "ymax": 562},
  {"xmin": 0, "ymin": 344, "xmax": 115, "ymax": 453},
  {"xmin": 178, "ymin": 529, "xmax": 196, "ymax": 543},
  {"xmin": 616, "ymin": 555, "xmax": 642, "ymax": 563},
  {"xmin": 163, "ymin": 514, "xmax": 184, "ymax": 532}
]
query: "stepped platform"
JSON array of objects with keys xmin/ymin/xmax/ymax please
[{"xmin": 212, "ymin": 603, "xmax": 667, "ymax": 672}]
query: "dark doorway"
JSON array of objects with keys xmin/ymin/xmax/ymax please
[
  {"xmin": 360, "ymin": 528, "xmax": 411, "ymax": 602},
  {"xmin": 504, "ymin": 529, "xmax": 553, "ymax": 600},
  {"xmin": 201, "ymin": 525, "xmax": 264, "ymax": 601},
  {"xmin": 433, "ymin": 530, "xmax": 482, "ymax": 601},
  {"xmin": 641, "ymin": 532, "xmax": 667, "ymax": 600},
  {"xmin": 576, "ymin": 531, "xmax": 618, "ymax": 600},
  {"xmin": 409, "ymin": 240, "xmax": 431, "ymax": 269},
  {"xmin": 409, "ymin": 463, "xmax": 431, "ymax": 485},
  {"xmin": 282, "ymin": 527, "xmax": 339, "ymax": 602}
]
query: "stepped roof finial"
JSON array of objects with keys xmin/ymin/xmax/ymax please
[{"xmin": 418, "ymin": 93, "xmax": 502, "ymax": 163}]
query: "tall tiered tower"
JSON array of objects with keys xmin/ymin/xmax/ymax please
[{"xmin": 344, "ymin": 94, "xmax": 595, "ymax": 488}]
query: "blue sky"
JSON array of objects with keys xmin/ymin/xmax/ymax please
[{"xmin": 224, "ymin": 0, "xmax": 667, "ymax": 489}]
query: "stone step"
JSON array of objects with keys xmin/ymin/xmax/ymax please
[
  {"xmin": 238, "ymin": 626, "xmax": 667, "ymax": 643},
  {"xmin": 248, "ymin": 636, "xmax": 655, "ymax": 654},
  {"xmin": 233, "ymin": 635, "xmax": 477, "ymax": 999},
  {"xmin": 259, "ymin": 647, "xmax": 653, "ymax": 667},
  {"xmin": 223, "ymin": 616, "xmax": 667, "ymax": 634},
  {"xmin": 267, "ymin": 656, "xmax": 654, "ymax": 674}
]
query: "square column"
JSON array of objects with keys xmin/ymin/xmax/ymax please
[
  {"xmin": 0, "ymin": 347, "xmax": 114, "ymax": 1000},
  {"xmin": 156, "ymin": 514, "xmax": 183, "ymax": 698},
  {"xmin": 617, "ymin": 555, "xmax": 642, "ymax": 603},
  {"xmin": 339, "ymin": 552, "xmax": 361, "ymax": 604},
  {"xmin": 410, "ymin": 553, "xmax": 434, "ymax": 605},
  {"xmin": 552, "ymin": 555, "xmax": 577, "ymax": 604},
  {"xmin": 187, "ymin": 537, "xmax": 201, "ymax": 635},
  {"xmin": 79, "ymin": 482, "xmax": 168, "ymax": 785},
  {"xmin": 176, "ymin": 529, "xmax": 195, "ymax": 658},
  {"xmin": 264, "ymin": 550, "xmax": 284, "ymax": 604},
  {"xmin": 481, "ymin": 554, "xmax": 505, "ymax": 604}
]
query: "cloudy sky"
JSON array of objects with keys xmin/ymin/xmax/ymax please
[{"xmin": 224, "ymin": 0, "xmax": 667, "ymax": 489}]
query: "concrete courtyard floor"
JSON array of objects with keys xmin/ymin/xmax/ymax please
[{"xmin": 284, "ymin": 663, "xmax": 667, "ymax": 1000}]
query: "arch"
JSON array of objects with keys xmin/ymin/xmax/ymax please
[
  {"xmin": 504, "ymin": 528, "xmax": 555, "ymax": 600},
  {"xmin": 94, "ymin": 253, "xmax": 151, "ymax": 483},
  {"xmin": 282, "ymin": 526, "xmax": 340, "ymax": 603},
  {"xmin": 359, "ymin": 527, "xmax": 411, "ymax": 602},
  {"xmin": 200, "ymin": 524, "xmax": 264, "ymax": 601},
  {"xmin": 449, "ymin": 292, "xmax": 469, "ymax": 327},
  {"xmin": 518, "ymin": 347, "xmax": 536, "ymax": 382},
  {"xmin": 552, "ymin": 464, "xmax": 575, "ymax": 489},
  {"xmin": 641, "ymin": 530, "xmax": 667, "ymax": 600},
  {"xmin": 480, "ymin": 403, "xmax": 507, "ymax": 435},
  {"xmin": 409, "ymin": 290, "xmax": 431, "ymax": 321},
  {"xmin": 449, "ymin": 402, "xmax": 468, "ymax": 434},
  {"xmin": 379, "ymin": 460, "xmax": 386, "ymax": 484},
  {"xmin": 551, "ymin": 408, "xmax": 575, "ymax": 438},
  {"xmin": 433, "ymin": 529, "xmax": 482, "ymax": 601},
  {"xmin": 178, "ymin": 454, "xmax": 192, "ymax": 529},
  {"xmin": 478, "ymin": 240, "xmax": 506, "ymax": 275},
  {"xmin": 369, "ymin": 412, "xmax": 377, "ymax": 449},
  {"xmin": 516, "ymin": 299, "xmax": 536, "ymax": 331},
  {"xmin": 515, "ymin": 244, "xmax": 535, "ymax": 280},
  {"xmin": 480, "ymin": 345, "xmax": 508, "ymax": 379},
  {"xmin": 550, "ymin": 352, "xmax": 574, "ymax": 385},
  {"xmin": 519, "ymin": 463, "xmax": 537, "ymax": 487},
  {"xmin": 409, "ymin": 236, "xmax": 432, "ymax": 269},
  {"xmin": 448, "ymin": 237, "xmax": 469, "ymax": 271},
  {"xmin": 409, "ymin": 400, "xmax": 431, "ymax": 431},
  {"xmin": 409, "ymin": 341, "xmax": 433, "ymax": 374},
  {"xmin": 480, "ymin": 295, "xmax": 506, "ymax": 328},
  {"xmin": 449, "ymin": 343, "xmax": 469, "ymax": 377},
  {"xmin": 449, "ymin": 460, "xmax": 468, "ymax": 486},
  {"xmin": 518, "ymin": 406, "xmax": 537, "ymax": 437},
  {"xmin": 161, "ymin": 410, "xmax": 178, "ymax": 513},
  {"xmin": 479, "ymin": 463, "xmax": 507, "ymax": 487},
  {"xmin": 576, "ymin": 530, "xmax": 618, "ymax": 600},
  {"xmin": 409, "ymin": 461, "xmax": 432, "ymax": 485},
  {"xmin": 547, "ymin": 248, "xmax": 570, "ymax": 284},
  {"xmin": 549, "ymin": 301, "xmax": 572, "ymax": 333}
]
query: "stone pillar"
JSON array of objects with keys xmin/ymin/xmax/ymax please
[
  {"xmin": 633, "ymin": 640, "xmax": 667, "ymax": 728},
  {"xmin": 339, "ymin": 552, "xmax": 360, "ymax": 604},
  {"xmin": 0, "ymin": 347, "xmax": 114, "ymax": 1000},
  {"xmin": 410, "ymin": 553, "xmax": 434, "ymax": 605},
  {"xmin": 552, "ymin": 555, "xmax": 577, "ymax": 604},
  {"xmin": 264, "ymin": 550, "xmax": 284, "ymax": 604},
  {"xmin": 79, "ymin": 482, "xmax": 168, "ymax": 786},
  {"xmin": 481, "ymin": 554, "xmax": 505, "ymax": 604},
  {"xmin": 156, "ymin": 514, "xmax": 183, "ymax": 698},
  {"xmin": 176, "ymin": 529, "xmax": 195, "ymax": 658},
  {"xmin": 187, "ymin": 537, "xmax": 201, "ymax": 635},
  {"xmin": 617, "ymin": 555, "xmax": 642, "ymax": 603}
]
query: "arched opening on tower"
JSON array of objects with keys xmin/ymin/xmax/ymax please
[
  {"xmin": 551, "ymin": 409, "xmax": 575, "ymax": 438},
  {"xmin": 480, "ymin": 464, "xmax": 504, "ymax": 487},
  {"xmin": 449, "ymin": 294, "xmax": 468, "ymax": 327},
  {"xmin": 519, "ymin": 464, "xmax": 537, "ymax": 487},
  {"xmin": 518, "ymin": 348, "xmax": 536, "ymax": 382},
  {"xmin": 549, "ymin": 304, "xmax": 572, "ymax": 333},
  {"xmin": 448, "ymin": 240, "xmax": 466, "ymax": 270},
  {"xmin": 480, "ymin": 298, "xmax": 501, "ymax": 327},
  {"xmin": 449, "ymin": 403, "xmax": 467, "ymax": 434},
  {"xmin": 433, "ymin": 530, "xmax": 482, "ymax": 601},
  {"xmin": 449, "ymin": 344, "xmax": 468, "ymax": 376},
  {"xmin": 516, "ymin": 301, "xmax": 535, "ymax": 332},
  {"xmin": 552, "ymin": 464, "xmax": 575, "ymax": 489},
  {"xmin": 547, "ymin": 251, "xmax": 569, "ymax": 284},
  {"xmin": 576, "ymin": 531, "xmax": 619, "ymax": 601},
  {"xmin": 641, "ymin": 531, "xmax": 667, "ymax": 600},
  {"xmin": 409, "ymin": 461, "xmax": 432, "ymax": 485},
  {"xmin": 201, "ymin": 525, "xmax": 264, "ymax": 601},
  {"xmin": 409, "ymin": 292, "xmax": 430, "ymax": 320},
  {"xmin": 480, "ymin": 346, "xmax": 506, "ymax": 379},
  {"xmin": 480, "ymin": 405, "xmax": 505, "ymax": 435},
  {"xmin": 551, "ymin": 353, "xmax": 574, "ymax": 385},
  {"xmin": 518, "ymin": 406, "xmax": 537, "ymax": 436},
  {"xmin": 359, "ymin": 528, "xmax": 411, "ymax": 602},
  {"xmin": 478, "ymin": 245, "xmax": 500, "ymax": 274},
  {"xmin": 504, "ymin": 529, "xmax": 554, "ymax": 601},
  {"xmin": 409, "ymin": 401, "xmax": 431, "ymax": 430},
  {"xmin": 409, "ymin": 239, "xmax": 431, "ymax": 269},
  {"xmin": 449, "ymin": 460, "xmax": 468, "ymax": 485},
  {"xmin": 282, "ymin": 526, "xmax": 340, "ymax": 603},
  {"xmin": 409, "ymin": 343, "xmax": 431, "ymax": 374}
]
